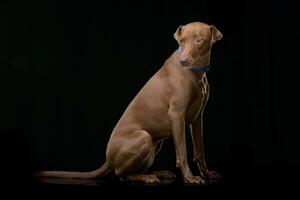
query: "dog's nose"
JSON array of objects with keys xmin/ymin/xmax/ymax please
[{"xmin": 180, "ymin": 59, "xmax": 189, "ymax": 66}]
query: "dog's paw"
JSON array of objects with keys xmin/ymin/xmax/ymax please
[
  {"xmin": 126, "ymin": 174, "xmax": 160, "ymax": 184},
  {"xmin": 204, "ymin": 170, "xmax": 220, "ymax": 185},
  {"xmin": 183, "ymin": 175, "xmax": 205, "ymax": 185},
  {"xmin": 144, "ymin": 174, "xmax": 160, "ymax": 184},
  {"xmin": 205, "ymin": 170, "xmax": 220, "ymax": 180},
  {"xmin": 153, "ymin": 170, "xmax": 176, "ymax": 179}
]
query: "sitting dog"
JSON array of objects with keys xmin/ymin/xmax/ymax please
[{"xmin": 37, "ymin": 21, "xmax": 223, "ymax": 184}]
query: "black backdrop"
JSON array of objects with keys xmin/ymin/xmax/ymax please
[{"xmin": 1, "ymin": 0, "xmax": 300, "ymax": 189}]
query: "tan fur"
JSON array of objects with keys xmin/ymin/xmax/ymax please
[{"xmin": 36, "ymin": 22, "xmax": 223, "ymax": 185}]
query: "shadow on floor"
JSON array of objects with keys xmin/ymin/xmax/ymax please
[{"xmin": 0, "ymin": 129, "xmax": 299, "ymax": 197}]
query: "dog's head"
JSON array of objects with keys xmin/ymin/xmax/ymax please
[{"xmin": 174, "ymin": 22, "xmax": 223, "ymax": 66}]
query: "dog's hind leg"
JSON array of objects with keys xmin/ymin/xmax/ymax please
[{"xmin": 111, "ymin": 130, "xmax": 156, "ymax": 180}]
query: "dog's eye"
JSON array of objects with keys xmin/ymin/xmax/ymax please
[{"xmin": 195, "ymin": 39, "xmax": 203, "ymax": 44}]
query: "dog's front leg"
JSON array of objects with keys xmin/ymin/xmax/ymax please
[
  {"xmin": 169, "ymin": 110, "xmax": 204, "ymax": 184},
  {"xmin": 190, "ymin": 114, "xmax": 220, "ymax": 182}
]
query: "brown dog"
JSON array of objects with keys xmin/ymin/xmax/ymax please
[{"xmin": 37, "ymin": 21, "xmax": 223, "ymax": 184}]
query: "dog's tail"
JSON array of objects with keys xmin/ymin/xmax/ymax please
[{"xmin": 35, "ymin": 161, "xmax": 111, "ymax": 179}]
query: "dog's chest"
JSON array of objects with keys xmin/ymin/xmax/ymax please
[{"xmin": 186, "ymin": 76, "xmax": 209, "ymax": 123}]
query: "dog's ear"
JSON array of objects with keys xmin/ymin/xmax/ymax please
[
  {"xmin": 210, "ymin": 25, "xmax": 223, "ymax": 43},
  {"xmin": 174, "ymin": 25, "xmax": 183, "ymax": 43}
]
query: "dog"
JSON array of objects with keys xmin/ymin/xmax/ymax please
[{"xmin": 36, "ymin": 21, "xmax": 223, "ymax": 184}]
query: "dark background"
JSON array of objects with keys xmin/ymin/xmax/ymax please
[{"xmin": 1, "ymin": 0, "xmax": 300, "ymax": 194}]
